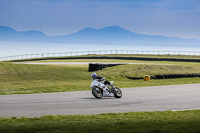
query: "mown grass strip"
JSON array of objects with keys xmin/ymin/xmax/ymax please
[
  {"xmin": 9, "ymin": 54, "xmax": 200, "ymax": 62},
  {"xmin": 0, "ymin": 110, "xmax": 200, "ymax": 133},
  {"xmin": 1, "ymin": 60, "xmax": 200, "ymax": 95}
]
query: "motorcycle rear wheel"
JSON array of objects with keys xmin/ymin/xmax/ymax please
[
  {"xmin": 113, "ymin": 87, "xmax": 122, "ymax": 98},
  {"xmin": 92, "ymin": 87, "xmax": 103, "ymax": 99}
]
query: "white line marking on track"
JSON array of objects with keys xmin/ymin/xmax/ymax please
[{"xmin": 172, "ymin": 108, "xmax": 200, "ymax": 111}]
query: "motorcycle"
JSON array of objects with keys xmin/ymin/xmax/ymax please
[{"xmin": 90, "ymin": 79, "xmax": 122, "ymax": 99}]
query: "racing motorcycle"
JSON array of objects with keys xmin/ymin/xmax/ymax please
[{"xmin": 90, "ymin": 79, "xmax": 122, "ymax": 99}]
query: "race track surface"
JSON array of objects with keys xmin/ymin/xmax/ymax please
[{"xmin": 0, "ymin": 84, "xmax": 200, "ymax": 117}]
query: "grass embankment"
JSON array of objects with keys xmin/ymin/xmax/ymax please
[
  {"xmin": 76, "ymin": 54, "xmax": 200, "ymax": 59},
  {"xmin": 17, "ymin": 53, "xmax": 200, "ymax": 61},
  {"xmin": 0, "ymin": 110, "xmax": 200, "ymax": 133},
  {"xmin": 0, "ymin": 62, "xmax": 89, "ymax": 95},
  {"xmin": 1, "ymin": 59, "xmax": 200, "ymax": 95},
  {"xmin": 10, "ymin": 54, "xmax": 200, "ymax": 62}
]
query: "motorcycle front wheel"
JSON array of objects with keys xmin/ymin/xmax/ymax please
[
  {"xmin": 92, "ymin": 87, "xmax": 103, "ymax": 99},
  {"xmin": 113, "ymin": 87, "xmax": 122, "ymax": 98}
]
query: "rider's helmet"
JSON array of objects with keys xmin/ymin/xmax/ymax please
[{"xmin": 91, "ymin": 73, "xmax": 97, "ymax": 79}]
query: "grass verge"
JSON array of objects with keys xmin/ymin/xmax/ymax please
[
  {"xmin": 10, "ymin": 54, "xmax": 200, "ymax": 62},
  {"xmin": 0, "ymin": 110, "xmax": 200, "ymax": 133},
  {"xmin": 1, "ymin": 59, "xmax": 200, "ymax": 95}
]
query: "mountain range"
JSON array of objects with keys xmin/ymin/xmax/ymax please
[{"xmin": 0, "ymin": 26, "xmax": 199, "ymax": 46}]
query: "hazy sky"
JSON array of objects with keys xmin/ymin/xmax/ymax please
[{"xmin": 1, "ymin": 0, "xmax": 200, "ymax": 39}]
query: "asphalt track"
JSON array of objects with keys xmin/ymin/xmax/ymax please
[{"xmin": 0, "ymin": 84, "xmax": 200, "ymax": 117}]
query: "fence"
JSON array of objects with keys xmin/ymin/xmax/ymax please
[{"xmin": 1, "ymin": 50, "xmax": 200, "ymax": 61}]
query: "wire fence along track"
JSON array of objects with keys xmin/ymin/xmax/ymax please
[{"xmin": 1, "ymin": 50, "xmax": 200, "ymax": 61}]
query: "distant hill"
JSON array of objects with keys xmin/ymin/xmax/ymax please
[
  {"xmin": 0, "ymin": 26, "xmax": 200, "ymax": 46},
  {"xmin": 0, "ymin": 26, "xmax": 47, "ymax": 41}
]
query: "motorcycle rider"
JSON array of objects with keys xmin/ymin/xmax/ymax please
[{"xmin": 91, "ymin": 73, "xmax": 113, "ymax": 87}]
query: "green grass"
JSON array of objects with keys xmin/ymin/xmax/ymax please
[
  {"xmin": 1, "ymin": 59, "xmax": 200, "ymax": 95},
  {"xmin": 0, "ymin": 62, "xmax": 90, "ymax": 95},
  {"xmin": 1, "ymin": 56, "xmax": 200, "ymax": 133},
  {"xmin": 9, "ymin": 54, "xmax": 200, "ymax": 62},
  {"xmin": 77, "ymin": 54, "xmax": 200, "ymax": 59},
  {"xmin": 0, "ymin": 110, "xmax": 200, "ymax": 133}
]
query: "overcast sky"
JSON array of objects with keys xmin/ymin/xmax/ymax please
[{"xmin": 1, "ymin": 0, "xmax": 200, "ymax": 39}]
